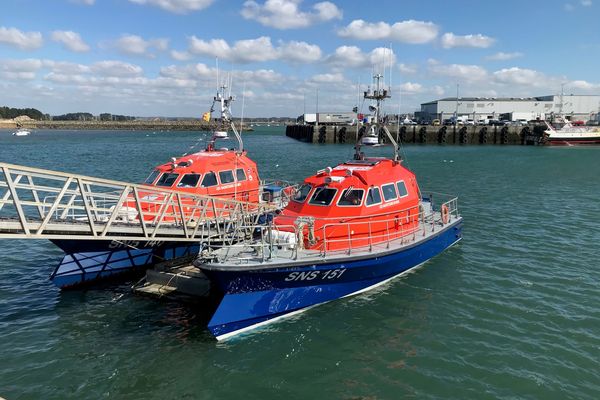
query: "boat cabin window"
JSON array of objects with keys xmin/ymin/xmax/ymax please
[
  {"xmin": 236, "ymin": 168, "xmax": 247, "ymax": 182},
  {"xmin": 177, "ymin": 173, "xmax": 201, "ymax": 188},
  {"xmin": 366, "ymin": 187, "xmax": 382, "ymax": 206},
  {"xmin": 382, "ymin": 183, "xmax": 398, "ymax": 201},
  {"xmin": 156, "ymin": 173, "xmax": 179, "ymax": 187},
  {"xmin": 201, "ymin": 172, "xmax": 218, "ymax": 187},
  {"xmin": 338, "ymin": 188, "xmax": 364, "ymax": 206},
  {"xmin": 219, "ymin": 170, "xmax": 235, "ymax": 184},
  {"xmin": 396, "ymin": 181, "xmax": 408, "ymax": 197},
  {"xmin": 292, "ymin": 184, "xmax": 312, "ymax": 203},
  {"xmin": 144, "ymin": 170, "xmax": 160, "ymax": 185},
  {"xmin": 308, "ymin": 187, "xmax": 337, "ymax": 206}
]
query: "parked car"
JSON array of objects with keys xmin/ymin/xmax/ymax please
[
  {"xmin": 431, "ymin": 119, "xmax": 440, "ymax": 126},
  {"xmin": 465, "ymin": 119, "xmax": 475, "ymax": 126}
]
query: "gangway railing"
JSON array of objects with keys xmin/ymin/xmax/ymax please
[{"xmin": 0, "ymin": 162, "xmax": 277, "ymax": 242}]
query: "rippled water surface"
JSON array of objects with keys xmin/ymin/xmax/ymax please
[{"xmin": 1, "ymin": 128, "xmax": 599, "ymax": 399}]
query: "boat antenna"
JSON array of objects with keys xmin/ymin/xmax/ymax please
[
  {"xmin": 206, "ymin": 77, "xmax": 243, "ymax": 154},
  {"xmin": 215, "ymin": 57, "xmax": 219, "ymax": 94},
  {"xmin": 240, "ymin": 81, "xmax": 246, "ymax": 135},
  {"xmin": 354, "ymin": 73, "xmax": 400, "ymax": 162}
]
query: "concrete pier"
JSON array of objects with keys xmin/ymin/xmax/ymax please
[{"xmin": 285, "ymin": 124, "xmax": 547, "ymax": 145}]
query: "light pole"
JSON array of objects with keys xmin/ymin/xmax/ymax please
[{"xmin": 455, "ymin": 83, "xmax": 459, "ymax": 121}]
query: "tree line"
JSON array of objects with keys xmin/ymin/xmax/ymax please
[
  {"xmin": 0, "ymin": 106, "xmax": 48, "ymax": 120},
  {"xmin": 1, "ymin": 106, "xmax": 135, "ymax": 121}
]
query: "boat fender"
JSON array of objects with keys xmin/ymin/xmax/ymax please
[{"xmin": 441, "ymin": 204, "xmax": 449, "ymax": 224}]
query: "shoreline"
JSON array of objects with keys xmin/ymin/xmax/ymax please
[{"xmin": 0, "ymin": 120, "xmax": 255, "ymax": 131}]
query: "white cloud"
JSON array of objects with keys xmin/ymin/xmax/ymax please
[
  {"xmin": 428, "ymin": 60, "xmax": 489, "ymax": 82},
  {"xmin": 492, "ymin": 67, "xmax": 545, "ymax": 86},
  {"xmin": 399, "ymin": 82, "xmax": 424, "ymax": 94},
  {"xmin": 581, "ymin": 0, "xmax": 592, "ymax": 6},
  {"xmin": 159, "ymin": 63, "xmax": 214, "ymax": 79},
  {"xmin": 51, "ymin": 30, "xmax": 90, "ymax": 52},
  {"xmin": 565, "ymin": 3, "xmax": 575, "ymax": 11},
  {"xmin": 0, "ymin": 58, "xmax": 43, "ymax": 80},
  {"xmin": 327, "ymin": 46, "xmax": 396, "ymax": 70},
  {"xmin": 309, "ymin": 72, "xmax": 346, "ymax": 84},
  {"xmin": 187, "ymin": 36, "xmax": 321, "ymax": 64},
  {"xmin": 431, "ymin": 85, "xmax": 444, "ymax": 96},
  {"xmin": 398, "ymin": 63, "xmax": 417, "ymax": 74},
  {"xmin": 42, "ymin": 60, "xmax": 90, "ymax": 74},
  {"xmin": 277, "ymin": 40, "xmax": 322, "ymax": 63},
  {"xmin": 241, "ymin": 0, "xmax": 342, "ymax": 29},
  {"xmin": 70, "ymin": 0, "xmax": 95, "ymax": 4},
  {"xmin": 128, "ymin": 0, "xmax": 213, "ymax": 14},
  {"xmin": 338, "ymin": 19, "xmax": 438, "ymax": 44},
  {"xmin": 113, "ymin": 34, "xmax": 169, "ymax": 57},
  {"xmin": 159, "ymin": 63, "xmax": 284, "ymax": 87},
  {"xmin": 170, "ymin": 50, "xmax": 193, "ymax": 61},
  {"xmin": 568, "ymin": 80, "xmax": 600, "ymax": 90},
  {"xmin": 441, "ymin": 33, "xmax": 495, "ymax": 49},
  {"xmin": 485, "ymin": 52, "xmax": 523, "ymax": 61},
  {"xmin": 91, "ymin": 60, "xmax": 144, "ymax": 77},
  {"xmin": 0, "ymin": 27, "xmax": 43, "ymax": 50}
]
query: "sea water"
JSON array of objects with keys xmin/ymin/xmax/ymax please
[{"xmin": 1, "ymin": 128, "xmax": 599, "ymax": 399}]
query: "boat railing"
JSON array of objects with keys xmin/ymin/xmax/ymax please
[
  {"xmin": 0, "ymin": 162, "xmax": 277, "ymax": 241},
  {"xmin": 211, "ymin": 196, "xmax": 459, "ymax": 263},
  {"xmin": 319, "ymin": 196, "xmax": 458, "ymax": 257}
]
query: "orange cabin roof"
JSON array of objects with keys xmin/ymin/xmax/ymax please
[
  {"xmin": 154, "ymin": 150, "xmax": 257, "ymax": 175},
  {"xmin": 280, "ymin": 158, "xmax": 420, "ymax": 219}
]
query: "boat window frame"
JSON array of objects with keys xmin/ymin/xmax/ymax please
[
  {"xmin": 155, "ymin": 172, "xmax": 180, "ymax": 187},
  {"xmin": 308, "ymin": 186, "xmax": 338, "ymax": 207},
  {"xmin": 236, "ymin": 168, "xmax": 247, "ymax": 182},
  {"xmin": 200, "ymin": 171, "xmax": 218, "ymax": 188},
  {"xmin": 144, "ymin": 170, "xmax": 161, "ymax": 185},
  {"xmin": 365, "ymin": 186, "xmax": 383, "ymax": 207},
  {"xmin": 396, "ymin": 180, "xmax": 409, "ymax": 198},
  {"xmin": 291, "ymin": 184, "xmax": 312, "ymax": 203},
  {"xmin": 176, "ymin": 173, "xmax": 202, "ymax": 188},
  {"xmin": 337, "ymin": 188, "xmax": 365, "ymax": 207},
  {"xmin": 218, "ymin": 170, "xmax": 235, "ymax": 185},
  {"xmin": 381, "ymin": 183, "xmax": 398, "ymax": 202}
]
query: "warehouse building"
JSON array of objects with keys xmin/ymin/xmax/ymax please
[{"xmin": 417, "ymin": 94, "xmax": 600, "ymax": 123}]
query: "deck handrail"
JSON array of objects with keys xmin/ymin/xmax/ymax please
[{"xmin": 210, "ymin": 197, "xmax": 459, "ymax": 263}]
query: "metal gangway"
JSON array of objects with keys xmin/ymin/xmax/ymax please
[{"xmin": 0, "ymin": 162, "xmax": 277, "ymax": 243}]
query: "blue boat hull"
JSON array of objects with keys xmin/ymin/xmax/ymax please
[
  {"xmin": 50, "ymin": 239, "xmax": 201, "ymax": 288},
  {"xmin": 201, "ymin": 219, "xmax": 463, "ymax": 340}
]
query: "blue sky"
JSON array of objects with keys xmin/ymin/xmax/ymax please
[{"xmin": 1, "ymin": 0, "xmax": 599, "ymax": 117}]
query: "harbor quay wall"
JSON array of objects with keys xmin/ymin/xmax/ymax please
[{"xmin": 285, "ymin": 124, "xmax": 547, "ymax": 145}]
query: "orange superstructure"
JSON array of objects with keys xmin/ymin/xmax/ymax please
[{"xmin": 274, "ymin": 157, "xmax": 422, "ymax": 251}]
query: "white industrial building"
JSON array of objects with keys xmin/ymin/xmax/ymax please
[{"xmin": 417, "ymin": 94, "xmax": 600, "ymax": 123}]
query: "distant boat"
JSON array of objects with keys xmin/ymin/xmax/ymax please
[
  {"xmin": 544, "ymin": 119, "xmax": 600, "ymax": 145},
  {"xmin": 12, "ymin": 128, "xmax": 31, "ymax": 136}
]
